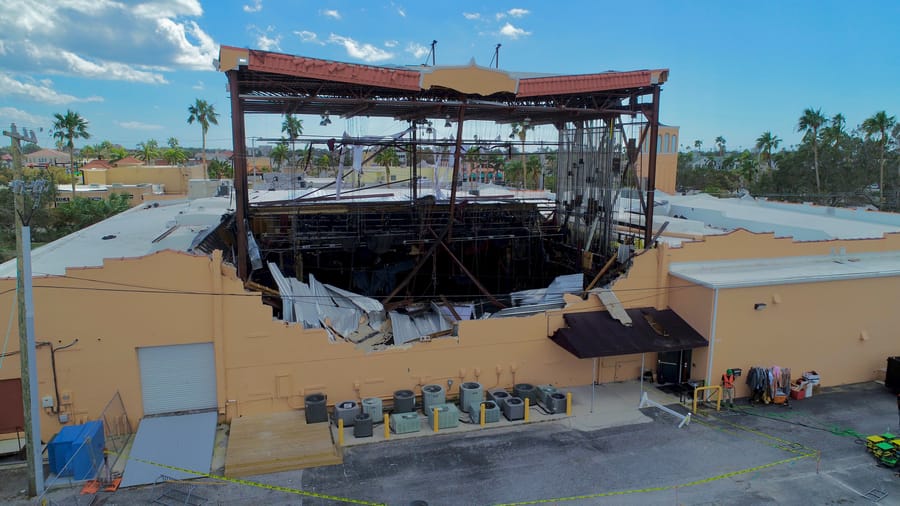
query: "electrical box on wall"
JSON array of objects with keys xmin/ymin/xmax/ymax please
[{"xmin": 42, "ymin": 395, "xmax": 54, "ymax": 408}]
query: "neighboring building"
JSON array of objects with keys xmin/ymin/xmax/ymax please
[
  {"xmin": 636, "ymin": 125, "xmax": 679, "ymax": 194},
  {"xmin": 83, "ymin": 163, "xmax": 206, "ymax": 195},
  {"xmin": 115, "ymin": 156, "xmax": 144, "ymax": 167},
  {"xmin": 23, "ymin": 149, "xmax": 71, "ymax": 168}
]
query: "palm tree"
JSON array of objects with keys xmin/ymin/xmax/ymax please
[
  {"xmin": 822, "ymin": 113, "xmax": 846, "ymax": 147},
  {"xmin": 510, "ymin": 121, "xmax": 533, "ymax": 189},
  {"xmin": 163, "ymin": 146, "xmax": 187, "ymax": 166},
  {"xmin": 693, "ymin": 139, "xmax": 703, "ymax": 152},
  {"xmin": 167, "ymin": 137, "xmax": 180, "ymax": 149},
  {"xmin": 797, "ymin": 108, "xmax": 827, "ymax": 192},
  {"xmin": 137, "ymin": 139, "xmax": 160, "ymax": 166},
  {"xmin": 270, "ymin": 140, "xmax": 289, "ymax": 171},
  {"xmin": 374, "ymin": 147, "xmax": 399, "ymax": 187},
  {"xmin": 51, "ymin": 110, "xmax": 91, "ymax": 197},
  {"xmin": 715, "ymin": 136, "xmax": 726, "ymax": 157},
  {"xmin": 755, "ymin": 131, "xmax": 781, "ymax": 171},
  {"xmin": 862, "ymin": 111, "xmax": 897, "ymax": 204},
  {"xmin": 281, "ymin": 114, "xmax": 304, "ymax": 172},
  {"xmin": 187, "ymin": 99, "xmax": 219, "ymax": 174}
]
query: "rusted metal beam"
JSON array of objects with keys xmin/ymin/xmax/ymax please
[
  {"xmin": 448, "ymin": 103, "xmax": 466, "ymax": 240},
  {"xmin": 228, "ymin": 70, "xmax": 250, "ymax": 280},
  {"xmin": 439, "ymin": 295, "xmax": 462, "ymax": 321},
  {"xmin": 643, "ymin": 84, "xmax": 660, "ymax": 248},
  {"xmin": 429, "ymin": 228, "xmax": 506, "ymax": 309},
  {"xmin": 383, "ymin": 226, "xmax": 449, "ymax": 306}
]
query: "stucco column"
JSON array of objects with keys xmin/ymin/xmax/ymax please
[{"xmin": 210, "ymin": 250, "xmax": 228, "ymax": 419}]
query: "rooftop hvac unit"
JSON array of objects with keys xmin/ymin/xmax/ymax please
[
  {"xmin": 304, "ymin": 393, "xmax": 328, "ymax": 424},
  {"xmin": 427, "ymin": 403, "xmax": 460, "ymax": 429},
  {"xmin": 470, "ymin": 401, "xmax": 501, "ymax": 424},
  {"xmin": 537, "ymin": 384, "xmax": 558, "ymax": 404},
  {"xmin": 459, "ymin": 382, "xmax": 483, "ymax": 413},
  {"xmin": 334, "ymin": 400, "xmax": 360, "ymax": 427},
  {"xmin": 353, "ymin": 413, "xmax": 373, "ymax": 438},
  {"xmin": 503, "ymin": 397, "xmax": 525, "ymax": 421},
  {"xmin": 390, "ymin": 412, "xmax": 421, "ymax": 434},
  {"xmin": 393, "ymin": 389, "xmax": 415, "ymax": 413},
  {"xmin": 361, "ymin": 397, "xmax": 383, "ymax": 419},
  {"xmin": 546, "ymin": 392, "xmax": 567, "ymax": 414},
  {"xmin": 513, "ymin": 383, "xmax": 538, "ymax": 404},
  {"xmin": 422, "ymin": 384, "xmax": 446, "ymax": 414},
  {"xmin": 487, "ymin": 389, "xmax": 511, "ymax": 409}
]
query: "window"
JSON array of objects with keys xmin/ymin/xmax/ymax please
[
  {"xmin": 664, "ymin": 134, "xmax": 670, "ymax": 153},
  {"xmin": 672, "ymin": 135, "xmax": 677, "ymax": 153},
  {"xmin": 657, "ymin": 135, "xmax": 662, "ymax": 153}
]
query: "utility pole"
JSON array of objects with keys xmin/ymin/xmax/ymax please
[{"xmin": 3, "ymin": 123, "xmax": 44, "ymax": 496}]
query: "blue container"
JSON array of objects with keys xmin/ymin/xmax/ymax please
[
  {"xmin": 48, "ymin": 421, "xmax": 105, "ymax": 480},
  {"xmin": 48, "ymin": 426, "xmax": 82, "ymax": 476}
]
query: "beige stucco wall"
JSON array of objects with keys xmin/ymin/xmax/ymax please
[
  {"xmin": 84, "ymin": 166, "xmax": 205, "ymax": 194},
  {"xmin": 0, "ymin": 251, "xmax": 599, "ymax": 441},
  {"xmin": 2, "ymin": 228, "xmax": 898, "ymax": 441}
]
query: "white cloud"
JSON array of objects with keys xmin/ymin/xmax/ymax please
[
  {"xmin": 23, "ymin": 42, "xmax": 167, "ymax": 84},
  {"xmin": 0, "ymin": 0, "xmax": 218, "ymax": 80},
  {"xmin": 321, "ymin": 9, "xmax": 341, "ymax": 20},
  {"xmin": 406, "ymin": 43, "xmax": 429, "ymax": 59},
  {"xmin": 250, "ymin": 25, "xmax": 281, "ymax": 51},
  {"xmin": 384, "ymin": 40, "xmax": 398, "ymax": 48},
  {"xmin": 115, "ymin": 120, "xmax": 163, "ymax": 130},
  {"xmin": 507, "ymin": 8, "xmax": 530, "ymax": 17},
  {"xmin": 0, "ymin": 107, "xmax": 46, "ymax": 127},
  {"xmin": 295, "ymin": 30, "xmax": 325, "ymax": 45},
  {"xmin": 495, "ymin": 12, "xmax": 506, "ymax": 20},
  {"xmin": 394, "ymin": 4, "xmax": 406, "ymax": 17},
  {"xmin": 463, "ymin": 12, "xmax": 480, "ymax": 20},
  {"xmin": 328, "ymin": 34, "xmax": 393, "ymax": 63},
  {"xmin": 243, "ymin": 0, "xmax": 262, "ymax": 13},
  {"xmin": 155, "ymin": 19, "xmax": 218, "ymax": 70},
  {"xmin": 131, "ymin": 0, "xmax": 202, "ymax": 19},
  {"xmin": 499, "ymin": 22, "xmax": 531, "ymax": 39},
  {"xmin": 192, "ymin": 80, "xmax": 205, "ymax": 90},
  {"xmin": 0, "ymin": 75, "xmax": 103, "ymax": 104}
]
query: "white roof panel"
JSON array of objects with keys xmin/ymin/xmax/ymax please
[{"xmin": 669, "ymin": 251, "xmax": 900, "ymax": 288}]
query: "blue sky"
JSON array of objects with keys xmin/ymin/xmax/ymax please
[{"xmin": 1, "ymin": 0, "xmax": 898, "ymax": 152}]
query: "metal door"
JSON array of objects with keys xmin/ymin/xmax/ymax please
[{"xmin": 137, "ymin": 343, "xmax": 217, "ymax": 416}]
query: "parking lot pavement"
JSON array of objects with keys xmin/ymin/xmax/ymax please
[{"xmin": 17, "ymin": 382, "xmax": 900, "ymax": 505}]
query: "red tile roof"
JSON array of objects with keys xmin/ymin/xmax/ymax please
[{"xmin": 82, "ymin": 160, "xmax": 112, "ymax": 170}]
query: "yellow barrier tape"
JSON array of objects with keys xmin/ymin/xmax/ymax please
[
  {"xmin": 494, "ymin": 452, "xmax": 814, "ymax": 505},
  {"xmin": 131, "ymin": 457, "xmax": 385, "ymax": 505}
]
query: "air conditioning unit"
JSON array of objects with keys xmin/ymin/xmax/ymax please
[
  {"xmin": 470, "ymin": 401, "xmax": 501, "ymax": 424},
  {"xmin": 427, "ymin": 403, "xmax": 460, "ymax": 429},
  {"xmin": 487, "ymin": 388, "xmax": 511, "ymax": 409},
  {"xmin": 537, "ymin": 384, "xmax": 558, "ymax": 404},
  {"xmin": 390, "ymin": 412, "xmax": 421, "ymax": 434},
  {"xmin": 334, "ymin": 400, "xmax": 360, "ymax": 427},
  {"xmin": 393, "ymin": 389, "xmax": 415, "ymax": 413},
  {"xmin": 361, "ymin": 397, "xmax": 383, "ymax": 419},
  {"xmin": 546, "ymin": 392, "xmax": 568, "ymax": 414},
  {"xmin": 503, "ymin": 397, "xmax": 525, "ymax": 421},
  {"xmin": 421, "ymin": 384, "xmax": 446, "ymax": 414},
  {"xmin": 459, "ymin": 382, "xmax": 483, "ymax": 413},
  {"xmin": 513, "ymin": 383, "xmax": 538, "ymax": 404}
]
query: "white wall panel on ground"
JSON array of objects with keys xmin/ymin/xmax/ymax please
[{"xmin": 138, "ymin": 343, "xmax": 217, "ymax": 416}]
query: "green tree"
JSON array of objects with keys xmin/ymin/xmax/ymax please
[
  {"xmin": 270, "ymin": 140, "xmax": 289, "ymax": 171},
  {"xmin": 861, "ymin": 110, "xmax": 897, "ymax": 204},
  {"xmin": 374, "ymin": 147, "xmax": 399, "ymax": 187},
  {"xmin": 207, "ymin": 159, "xmax": 233, "ymax": 179},
  {"xmin": 315, "ymin": 153, "xmax": 331, "ymax": 175},
  {"xmin": 509, "ymin": 121, "xmax": 534, "ymax": 189},
  {"xmin": 798, "ymin": 108, "xmax": 827, "ymax": 192},
  {"xmin": 167, "ymin": 137, "xmax": 180, "ymax": 149},
  {"xmin": 51, "ymin": 109, "xmax": 91, "ymax": 197},
  {"xmin": 137, "ymin": 139, "xmax": 160, "ymax": 165},
  {"xmin": 755, "ymin": 131, "xmax": 781, "ymax": 171},
  {"xmin": 187, "ymin": 99, "xmax": 219, "ymax": 173},
  {"xmin": 281, "ymin": 114, "xmax": 304, "ymax": 172},
  {"xmin": 715, "ymin": 136, "xmax": 727, "ymax": 157},
  {"xmin": 162, "ymin": 147, "xmax": 187, "ymax": 166},
  {"xmin": 52, "ymin": 193, "xmax": 131, "ymax": 234}
]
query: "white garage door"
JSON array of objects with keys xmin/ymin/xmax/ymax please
[{"xmin": 138, "ymin": 343, "xmax": 217, "ymax": 416}]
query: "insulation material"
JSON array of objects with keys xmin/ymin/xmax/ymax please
[
  {"xmin": 510, "ymin": 273, "xmax": 582, "ymax": 307},
  {"xmin": 268, "ymin": 262, "xmax": 295, "ymax": 323}
]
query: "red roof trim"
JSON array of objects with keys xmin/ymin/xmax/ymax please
[
  {"xmin": 247, "ymin": 49, "xmax": 422, "ymax": 91},
  {"xmin": 518, "ymin": 69, "xmax": 668, "ymax": 97}
]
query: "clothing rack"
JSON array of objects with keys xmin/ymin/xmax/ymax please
[{"xmin": 746, "ymin": 366, "xmax": 791, "ymax": 404}]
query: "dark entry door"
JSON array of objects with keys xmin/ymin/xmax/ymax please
[{"xmin": 657, "ymin": 349, "xmax": 692, "ymax": 384}]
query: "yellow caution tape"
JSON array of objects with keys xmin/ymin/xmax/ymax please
[
  {"xmin": 494, "ymin": 452, "xmax": 815, "ymax": 505},
  {"xmin": 130, "ymin": 457, "xmax": 385, "ymax": 505}
]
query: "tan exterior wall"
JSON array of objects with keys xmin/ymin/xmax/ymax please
[
  {"xmin": 710, "ymin": 277, "xmax": 899, "ymax": 398},
  {"xmin": 0, "ymin": 251, "xmax": 601, "ymax": 441},
  {"xmin": 636, "ymin": 125, "xmax": 679, "ymax": 194},
  {"xmin": 1, "ymin": 228, "xmax": 898, "ymax": 441},
  {"xmin": 85, "ymin": 166, "xmax": 205, "ymax": 194}
]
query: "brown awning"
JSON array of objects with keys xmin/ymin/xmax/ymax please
[{"xmin": 550, "ymin": 308, "xmax": 708, "ymax": 359}]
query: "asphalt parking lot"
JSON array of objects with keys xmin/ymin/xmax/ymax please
[{"xmin": 5, "ymin": 381, "xmax": 899, "ymax": 505}]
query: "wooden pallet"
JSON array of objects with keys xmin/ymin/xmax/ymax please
[{"xmin": 224, "ymin": 411, "xmax": 341, "ymax": 477}]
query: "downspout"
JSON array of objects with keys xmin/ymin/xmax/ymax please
[{"xmin": 705, "ymin": 288, "xmax": 719, "ymax": 389}]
